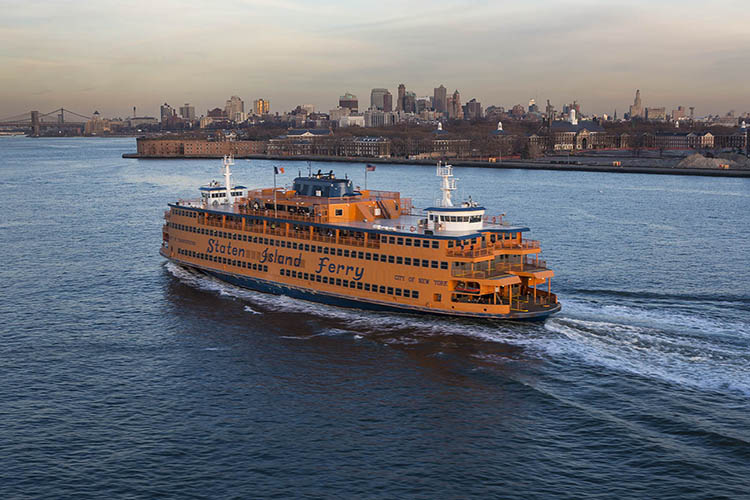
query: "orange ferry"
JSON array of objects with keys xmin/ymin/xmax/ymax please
[{"xmin": 161, "ymin": 157, "xmax": 560, "ymax": 320}]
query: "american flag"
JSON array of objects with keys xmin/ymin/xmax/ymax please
[{"xmin": 366, "ymin": 164, "xmax": 376, "ymax": 172}]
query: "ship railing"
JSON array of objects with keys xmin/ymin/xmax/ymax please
[
  {"xmin": 311, "ymin": 234, "xmax": 336, "ymax": 244},
  {"xmin": 494, "ymin": 239, "xmax": 540, "ymax": 250},
  {"xmin": 338, "ymin": 236, "xmax": 365, "ymax": 248},
  {"xmin": 446, "ymin": 246, "xmax": 495, "ymax": 258}
]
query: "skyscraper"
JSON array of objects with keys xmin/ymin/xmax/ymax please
[
  {"xmin": 254, "ymin": 98, "xmax": 270, "ymax": 115},
  {"xmin": 370, "ymin": 88, "xmax": 389, "ymax": 110},
  {"xmin": 160, "ymin": 102, "xmax": 175, "ymax": 123},
  {"xmin": 339, "ymin": 92, "xmax": 358, "ymax": 113},
  {"xmin": 629, "ymin": 89, "xmax": 643, "ymax": 119},
  {"xmin": 448, "ymin": 90, "xmax": 462, "ymax": 119},
  {"xmin": 433, "ymin": 85, "xmax": 447, "ymax": 114},
  {"xmin": 382, "ymin": 91, "xmax": 393, "ymax": 112},
  {"xmin": 225, "ymin": 96, "xmax": 245, "ymax": 121},
  {"xmin": 396, "ymin": 84, "xmax": 406, "ymax": 111},
  {"xmin": 179, "ymin": 103, "xmax": 195, "ymax": 120}
]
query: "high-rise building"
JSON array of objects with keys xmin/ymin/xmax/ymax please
[
  {"xmin": 645, "ymin": 107, "xmax": 666, "ymax": 121},
  {"xmin": 339, "ymin": 92, "xmax": 358, "ymax": 113},
  {"xmin": 224, "ymin": 96, "xmax": 245, "ymax": 121},
  {"xmin": 160, "ymin": 103, "xmax": 176, "ymax": 123},
  {"xmin": 629, "ymin": 89, "xmax": 643, "ymax": 119},
  {"xmin": 433, "ymin": 85, "xmax": 447, "ymax": 114},
  {"xmin": 464, "ymin": 98, "xmax": 483, "ymax": 120},
  {"xmin": 448, "ymin": 90, "xmax": 462, "ymax": 119},
  {"xmin": 402, "ymin": 91, "xmax": 417, "ymax": 114},
  {"xmin": 396, "ymin": 84, "xmax": 406, "ymax": 111},
  {"xmin": 672, "ymin": 106, "xmax": 686, "ymax": 120},
  {"xmin": 528, "ymin": 99, "xmax": 539, "ymax": 114},
  {"xmin": 382, "ymin": 92, "xmax": 393, "ymax": 112},
  {"xmin": 370, "ymin": 88, "xmax": 389, "ymax": 110},
  {"xmin": 254, "ymin": 98, "xmax": 270, "ymax": 115},
  {"xmin": 179, "ymin": 103, "xmax": 195, "ymax": 120}
]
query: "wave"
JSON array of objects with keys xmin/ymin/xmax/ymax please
[{"xmin": 163, "ymin": 262, "xmax": 750, "ymax": 396}]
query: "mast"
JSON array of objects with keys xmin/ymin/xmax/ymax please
[
  {"xmin": 436, "ymin": 161, "xmax": 457, "ymax": 207},
  {"xmin": 223, "ymin": 155, "xmax": 234, "ymax": 204}
]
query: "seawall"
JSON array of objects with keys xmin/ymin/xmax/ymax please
[{"xmin": 121, "ymin": 153, "xmax": 750, "ymax": 178}]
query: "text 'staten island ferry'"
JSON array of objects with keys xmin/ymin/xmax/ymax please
[{"xmin": 161, "ymin": 157, "xmax": 560, "ymax": 320}]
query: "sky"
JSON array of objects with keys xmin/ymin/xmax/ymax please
[{"xmin": 1, "ymin": 0, "xmax": 749, "ymax": 119}]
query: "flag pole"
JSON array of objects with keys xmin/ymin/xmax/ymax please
[{"xmin": 273, "ymin": 167, "xmax": 278, "ymax": 218}]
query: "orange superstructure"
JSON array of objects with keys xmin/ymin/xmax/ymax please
[{"xmin": 161, "ymin": 158, "xmax": 560, "ymax": 320}]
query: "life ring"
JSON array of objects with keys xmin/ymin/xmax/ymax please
[{"xmin": 410, "ymin": 226, "xmax": 416, "ymax": 232}]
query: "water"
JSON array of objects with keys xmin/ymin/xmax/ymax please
[{"xmin": 1, "ymin": 137, "xmax": 749, "ymax": 499}]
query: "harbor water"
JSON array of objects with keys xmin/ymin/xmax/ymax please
[{"xmin": 2, "ymin": 137, "xmax": 749, "ymax": 499}]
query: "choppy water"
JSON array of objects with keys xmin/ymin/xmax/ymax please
[{"xmin": 1, "ymin": 137, "xmax": 749, "ymax": 499}]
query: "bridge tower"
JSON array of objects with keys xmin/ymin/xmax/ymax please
[
  {"xmin": 58, "ymin": 109, "xmax": 65, "ymax": 126},
  {"xmin": 31, "ymin": 110, "xmax": 40, "ymax": 136}
]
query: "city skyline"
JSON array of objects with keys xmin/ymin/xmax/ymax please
[{"xmin": 2, "ymin": 0, "xmax": 749, "ymax": 118}]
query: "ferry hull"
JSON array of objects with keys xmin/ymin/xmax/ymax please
[{"xmin": 165, "ymin": 255, "xmax": 561, "ymax": 321}]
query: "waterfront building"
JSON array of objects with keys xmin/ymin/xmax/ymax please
[
  {"xmin": 136, "ymin": 137, "xmax": 266, "ymax": 157},
  {"xmin": 179, "ymin": 103, "xmax": 196, "ymax": 121},
  {"xmin": 339, "ymin": 92, "xmax": 359, "ymax": 113},
  {"xmin": 84, "ymin": 111, "xmax": 110, "ymax": 135},
  {"xmin": 254, "ymin": 99, "xmax": 270, "ymax": 115},
  {"xmin": 549, "ymin": 117, "xmax": 605, "ymax": 151},
  {"xmin": 339, "ymin": 136, "xmax": 391, "ymax": 158}
]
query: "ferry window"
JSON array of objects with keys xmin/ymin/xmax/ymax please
[
  {"xmin": 448, "ymin": 241, "xmax": 454, "ymax": 248},
  {"xmin": 281, "ymin": 241, "xmax": 286, "ymax": 248},
  {"xmin": 396, "ymin": 257, "xmax": 403, "ymax": 264},
  {"xmin": 343, "ymin": 250, "xmax": 350, "ymax": 257},
  {"xmin": 429, "ymin": 214, "xmax": 434, "ymax": 221},
  {"xmin": 431, "ymin": 241, "xmax": 439, "ymax": 249},
  {"xmin": 280, "ymin": 269, "xmax": 285, "ymax": 276},
  {"xmin": 431, "ymin": 261, "xmax": 438, "ymax": 269},
  {"xmin": 364, "ymin": 284, "xmax": 371, "ymax": 291},
  {"xmin": 336, "ymin": 279, "xmax": 342, "ymax": 286},
  {"xmin": 304, "ymin": 244, "xmax": 310, "ymax": 251},
  {"xmin": 404, "ymin": 257, "xmax": 411, "ymax": 265},
  {"xmin": 316, "ymin": 275, "xmax": 321, "ymax": 282},
  {"xmin": 395, "ymin": 288, "xmax": 402, "ymax": 296},
  {"xmin": 292, "ymin": 270, "xmax": 297, "ymax": 278},
  {"xmin": 422, "ymin": 259, "xmax": 429, "ymax": 267},
  {"xmin": 404, "ymin": 290, "xmax": 410, "ymax": 298},
  {"xmin": 380, "ymin": 255, "xmax": 387, "ymax": 263},
  {"xmin": 252, "ymin": 263, "xmax": 257, "ymax": 270},
  {"xmin": 405, "ymin": 239, "xmax": 412, "ymax": 246},
  {"xmin": 292, "ymin": 242, "xmax": 297, "ymax": 250},
  {"xmin": 349, "ymin": 281, "xmax": 356, "ymax": 289},
  {"xmin": 343, "ymin": 280, "xmax": 349, "ymax": 287},
  {"xmin": 231, "ymin": 260, "xmax": 236, "ymax": 266},
  {"xmin": 304, "ymin": 273, "xmax": 309, "ymax": 280},
  {"xmin": 412, "ymin": 259, "xmax": 420, "ymax": 267},
  {"xmin": 263, "ymin": 238, "xmax": 268, "ymax": 245},
  {"xmin": 434, "ymin": 293, "xmax": 441, "ymax": 302},
  {"xmin": 222, "ymin": 257, "xmax": 227, "ymax": 264},
  {"xmin": 323, "ymin": 247, "xmax": 329, "ymax": 255},
  {"xmin": 365, "ymin": 253, "xmax": 371, "ymax": 261},
  {"xmin": 387, "ymin": 287, "xmax": 394, "ymax": 295},
  {"xmin": 357, "ymin": 252, "xmax": 364, "ymax": 259},
  {"xmin": 413, "ymin": 291, "xmax": 419, "ymax": 299},
  {"xmin": 356, "ymin": 282, "xmax": 363, "ymax": 290},
  {"xmin": 379, "ymin": 286, "xmax": 386, "ymax": 294},
  {"xmin": 388, "ymin": 256, "xmax": 394, "ymax": 264},
  {"xmin": 263, "ymin": 265, "xmax": 268, "ymax": 272},
  {"xmin": 275, "ymin": 240, "xmax": 280, "ymax": 247},
  {"xmin": 323, "ymin": 276, "xmax": 329, "ymax": 284},
  {"xmin": 440, "ymin": 261, "xmax": 448, "ymax": 270},
  {"xmin": 335, "ymin": 209, "xmax": 343, "ymax": 216},
  {"xmin": 397, "ymin": 237, "xmax": 403, "ymax": 245}
]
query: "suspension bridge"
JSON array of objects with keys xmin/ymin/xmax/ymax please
[{"xmin": 0, "ymin": 108, "xmax": 93, "ymax": 135}]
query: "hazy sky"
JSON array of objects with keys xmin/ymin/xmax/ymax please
[{"xmin": 1, "ymin": 0, "xmax": 749, "ymax": 119}]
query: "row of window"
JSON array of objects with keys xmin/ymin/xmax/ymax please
[
  {"xmin": 429, "ymin": 214, "xmax": 483, "ymax": 223},
  {"xmin": 279, "ymin": 268, "xmax": 420, "ymax": 299},
  {"xmin": 169, "ymin": 222, "xmax": 449, "ymax": 270},
  {"xmin": 170, "ymin": 210, "xmax": 443, "ymax": 249},
  {"xmin": 177, "ymin": 247, "xmax": 269, "ymax": 273}
]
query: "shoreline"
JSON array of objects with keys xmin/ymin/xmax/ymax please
[{"xmin": 122, "ymin": 153, "xmax": 750, "ymax": 178}]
